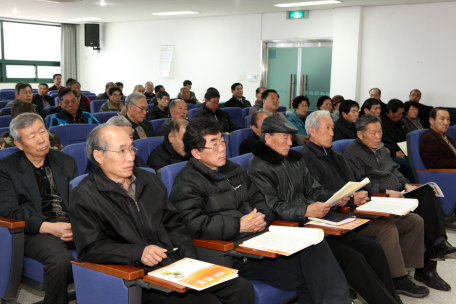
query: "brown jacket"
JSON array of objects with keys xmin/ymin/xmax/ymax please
[{"xmin": 419, "ymin": 128, "xmax": 456, "ymax": 169}]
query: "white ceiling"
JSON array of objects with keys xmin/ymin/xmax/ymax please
[{"xmin": 1, "ymin": 0, "xmax": 455, "ymax": 24}]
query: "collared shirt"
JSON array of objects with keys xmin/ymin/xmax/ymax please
[
  {"xmin": 116, "ymin": 174, "xmax": 137, "ymax": 199},
  {"xmin": 63, "ymin": 108, "xmax": 85, "ymax": 123},
  {"xmin": 37, "ymin": 95, "xmax": 51, "ymax": 108},
  {"xmin": 442, "ymin": 134, "xmax": 456, "ymax": 157}
]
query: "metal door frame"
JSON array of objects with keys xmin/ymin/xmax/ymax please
[{"xmin": 260, "ymin": 40, "xmax": 333, "ymax": 104}]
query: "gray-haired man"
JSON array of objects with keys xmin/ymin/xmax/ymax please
[
  {"xmin": 0, "ymin": 113, "xmax": 78, "ymax": 303},
  {"xmin": 157, "ymin": 99, "xmax": 188, "ymax": 136},
  {"xmin": 96, "ymin": 82, "xmax": 117, "ymax": 100},
  {"xmin": 124, "ymin": 92, "xmax": 156, "ymax": 140},
  {"xmin": 178, "ymin": 86, "xmax": 197, "ymax": 105}
]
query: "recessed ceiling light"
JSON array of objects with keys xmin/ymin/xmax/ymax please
[
  {"xmin": 152, "ymin": 11, "xmax": 200, "ymax": 16},
  {"xmin": 13, "ymin": 8, "xmax": 18, "ymax": 14},
  {"xmin": 275, "ymin": 1, "xmax": 341, "ymax": 7},
  {"xmin": 68, "ymin": 17, "xmax": 102, "ymax": 21},
  {"xmin": 100, "ymin": 0, "xmax": 106, "ymax": 6}
]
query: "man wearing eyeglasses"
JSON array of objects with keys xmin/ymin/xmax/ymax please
[
  {"xmin": 169, "ymin": 117, "xmax": 353, "ymax": 304},
  {"xmin": 69, "ymin": 124, "xmax": 255, "ymax": 304},
  {"xmin": 125, "ymin": 92, "xmax": 156, "ymax": 140}
]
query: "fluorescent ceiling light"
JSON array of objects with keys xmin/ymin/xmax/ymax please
[
  {"xmin": 68, "ymin": 17, "xmax": 102, "ymax": 21},
  {"xmin": 13, "ymin": 8, "xmax": 18, "ymax": 14},
  {"xmin": 100, "ymin": 0, "xmax": 106, "ymax": 6},
  {"xmin": 275, "ymin": 1, "xmax": 341, "ymax": 7},
  {"xmin": 152, "ymin": 11, "xmax": 199, "ymax": 16}
]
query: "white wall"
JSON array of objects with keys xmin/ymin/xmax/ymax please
[
  {"xmin": 78, "ymin": 14, "xmax": 262, "ymax": 102},
  {"xmin": 359, "ymin": 2, "xmax": 456, "ymax": 107}
]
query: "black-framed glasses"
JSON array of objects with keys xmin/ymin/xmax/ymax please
[
  {"xmin": 104, "ymin": 147, "xmax": 138, "ymax": 157},
  {"xmin": 131, "ymin": 103, "xmax": 148, "ymax": 113},
  {"xmin": 199, "ymin": 140, "xmax": 228, "ymax": 152}
]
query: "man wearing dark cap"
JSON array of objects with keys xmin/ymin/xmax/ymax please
[
  {"xmin": 169, "ymin": 117, "xmax": 353, "ymax": 304},
  {"xmin": 247, "ymin": 115, "xmax": 403, "ymax": 304}
]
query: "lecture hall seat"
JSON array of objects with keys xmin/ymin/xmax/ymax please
[
  {"xmin": 1, "ymin": 108, "xmax": 11, "ymax": 116},
  {"xmin": 49, "ymin": 124, "xmax": 97, "ymax": 147},
  {"xmin": 90, "ymin": 99, "xmax": 108, "ymax": 113},
  {"xmin": 332, "ymin": 139, "xmax": 355, "ymax": 154},
  {"xmin": 150, "ymin": 118, "xmax": 171, "ymax": 134},
  {"xmin": 0, "ymin": 116, "xmax": 12, "ymax": 128},
  {"xmin": 133, "ymin": 136, "xmax": 164, "ymax": 165},
  {"xmin": 62, "ymin": 142, "xmax": 90, "ymax": 176},
  {"xmin": 92, "ymin": 112, "xmax": 119, "ymax": 124},
  {"xmin": 223, "ymin": 107, "xmax": 244, "ymax": 128},
  {"xmin": 229, "ymin": 128, "xmax": 253, "ymax": 158}
]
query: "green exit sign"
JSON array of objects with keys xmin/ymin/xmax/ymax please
[{"xmin": 287, "ymin": 10, "xmax": 309, "ymax": 19}]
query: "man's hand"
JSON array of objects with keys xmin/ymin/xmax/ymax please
[
  {"xmin": 354, "ymin": 191, "xmax": 369, "ymax": 206},
  {"xmin": 39, "ymin": 222, "xmax": 73, "ymax": 241},
  {"xmin": 336, "ymin": 195, "xmax": 352, "ymax": 206},
  {"xmin": 141, "ymin": 245, "xmax": 168, "ymax": 267},
  {"xmin": 404, "ymin": 184, "xmax": 417, "ymax": 192},
  {"xmin": 240, "ymin": 209, "xmax": 267, "ymax": 233},
  {"xmin": 305, "ymin": 202, "xmax": 331, "ymax": 218},
  {"xmin": 396, "ymin": 151, "xmax": 405, "ymax": 158},
  {"xmin": 386, "ymin": 190, "xmax": 404, "ymax": 198}
]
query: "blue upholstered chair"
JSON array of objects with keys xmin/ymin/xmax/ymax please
[
  {"xmin": 223, "ymin": 107, "xmax": 244, "ymax": 128},
  {"xmin": 92, "ymin": 112, "xmax": 119, "ymax": 124},
  {"xmin": 241, "ymin": 107, "xmax": 251, "ymax": 120},
  {"xmin": 290, "ymin": 146, "xmax": 302, "ymax": 152},
  {"xmin": 0, "ymin": 101, "xmax": 10, "ymax": 109},
  {"xmin": 62, "ymin": 142, "xmax": 90, "ymax": 176},
  {"xmin": 195, "ymin": 103, "xmax": 204, "ymax": 108},
  {"xmin": 278, "ymin": 106, "xmax": 287, "ymax": 113},
  {"xmin": 446, "ymin": 125, "xmax": 456, "ymax": 142},
  {"xmin": 188, "ymin": 108, "xmax": 197, "ymax": 121},
  {"xmin": 229, "ymin": 128, "xmax": 253, "ymax": 158},
  {"xmin": 332, "ymin": 139, "xmax": 355, "ymax": 154},
  {"xmin": 0, "ymin": 127, "xmax": 9, "ymax": 135},
  {"xmin": 49, "ymin": 124, "xmax": 97, "ymax": 147},
  {"xmin": 44, "ymin": 106, "xmax": 55, "ymax": 114},
  {"xmin": 186, "ymin": 103, "xmax": 195, "ymax": 110},
  {"xmin": 230, "ymin": 153, "xmax": 252, "ymax": 171},
  {"xmin": 245, "ymin": 115, "xmax": 252, "ymax": 128},
  {"xmin": 0, "ymin": 89, "xmax": 15, "ymax": 100},
  {"xmin": 150, "ymin": 118, "xmax": 171, "ymax": 134},
  {"xmin": 0, "ymin": 116, "xmax": 12, "ymax": 128},
  {"xmin": 133, "ymin": 136, "xmax": 164, "ymax": 165},
  {"xmin": 90, "ymin": 100, "xmax": 107, "ymax": 113},
  {"xmin": 0, "ymin": 147, "xmax": 19, "ymax": 159},
  {"xmin": 1, "ymin": 108, "xmax": 11, "ymax": 116},
  {"xmin": 45, "ymin": 115, "xmax": 52, "ymax": 129},
  {"xmin": 407, "ymin": 129, "xmax": 456, "ymax": 216},
  {"xmin": 147, "ymin": 104, "xmax": 153, "ymax": 111}
]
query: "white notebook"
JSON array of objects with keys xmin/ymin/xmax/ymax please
[
  {"xmin": 356, "ymin": 196, "xmax": 419, "ymax": 216},
  {"xmin": 325, "ymin": 178, "xmax": 370, "ymax": 206},
  {"xmin": 238, "ymin": 226, "xmax": 324, "ymax": 256}
]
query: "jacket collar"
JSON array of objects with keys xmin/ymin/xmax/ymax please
[
  {"xmin": 253, "ymin": 100, "xmax": 263, "ymax": 108},
  {"xmin": 188, "ymin": 157, "xmax": 243, "ymax": 181},
  {"xmin": 252, "ymin": 140, "xmax": 301, "ymax": 164},
  {"xmin": 429, "ymin": 127, "xmax": 451, "ymax": 144},
  {"xmin": 92, "ymin": 166, "xmax": 149, "ymax": 198},
  {"xmin": 354, "ymin": 137, "xmax": 385, "ymax": 154},
  {"xmin": 339, "ymin": 116, "xmax": 355, "ymax": 129},
  {"xmin": 306, "ymin": 140, "xmax": 332, "ymax": 158},
  {"xmin": 163, "ymin": 136, "xmax": 189, "ymax": 161}
]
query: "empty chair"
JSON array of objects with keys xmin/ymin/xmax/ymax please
[
  {"xmin": 0, "ymin": 147, "xmax": 19, "ymax": 159},
  {"xmin": 92, "ymin": 112, "xmax": 118, "ymax": 124},
  {"xmin": 132, "ymin": 136, "xmax": 164, "ymax": 164},
  {"xmin": 0, "ymin": 89, "xmax": 16, "ymax": 101},
  {"xmin": 332, "ymin": 139, "xmax": 355, "ymax": 153},
  {"xmin": 49, "ymin": 124, "xmax": 97, "ymax": 147},
  {"xmin": 160, "ymin": 161, "xmax": 188, "ymax": 195},
  {"xmin": 1, "ymin": 108, "xmax": 11, "ymax": 116},
  {"xmin": 150, "ymin": 118, "xmax": 171, "ymax": 134},
  {"xmin": 223, "ymin": 107, "xmax": 244, "ymax": 128},
  {"xmin": 62, "ymin": 142, "xmax": 90, "ymax": 176},
  {"xmin": 90, "ymin": 99, "xmax": 108, "ymax": 113},
  {"xmin": 186, "ymin": 103, "xmax": 195, "ymax": 110},
  {"xmin": 278, "ymin": 106, "xmax": 287, "ymax": 113},
  {"xmin": 229, "ymin": 128, "xmax": 254, "ymax": 158},
  {"xmin": 0, "ymin": 101, "xmax": 10, "ymax": 109},
  {"xmin": 230, "ymin": 153, "xmax": 252, "ymax": 171},
  {"xmin": 188, "ymin": 108, "xmax": 197, "ymax": 120},
  {"xmin": 0, "ymin": 116, "xmax": 12, "ymax": 128},
  {"xmin": 0, "ymin": 127, "xmax": 9, "ymax": 135}
]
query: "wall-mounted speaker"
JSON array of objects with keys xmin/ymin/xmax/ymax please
[{"xmin": 84, "ymin": 24, "xmax": 99, "ymax": 48}]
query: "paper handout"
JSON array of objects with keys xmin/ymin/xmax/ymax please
[
  {"xmin": 356, "ymin": 196, "xmax": 419, "ymax": 216},
  {"xmin": 325, "ymin": 178, "xmax": 370, "ymax": 206},
  {"xmin": 402, "ymin": 182, "xmax": 444, "ymax": 197}
]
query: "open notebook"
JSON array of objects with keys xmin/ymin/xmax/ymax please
[
  {"xmin": 356, "ymin": 197, "xmax": 419, "ymax": 216},
  {"xmin": 238, "ymin": 226, "xmax": 324, "ymax": 256},
  {"xmin": 325, "ymin": 178, "xmax": 370, "ymax": 206},
  {"xmin": 148, "ymin": 258, "xmax": 238, "ymax": 291}
]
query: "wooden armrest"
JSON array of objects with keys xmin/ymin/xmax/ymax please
[
  {"xmin": 340, "ymin": 206, "xmax": 351, "ymax": 214},
  {"xmin": 354, "ymin": 210, "xmax": 391, "ymax": 217},
  {"xmin": 270, "ymin": 220, "xmax": 299, "ymax": 227},
  {"xmin": 373, "ymin": 193, "xmax": 389, "ymax": 197},
  {"xmin": 143, "ymin": 275, "xmax": 188, "ymax": 293},
  {"xmin": 303, "ymin": 224, "xmax": 349, "ymax": 236},
  {"xmin": 0, "ymin": 216, "xmax": 25, "ymax": 229},
  {"xmin": 71, "ymin": 260, "xmax": 144, "ymax": 280},
  {"xmin": 235, "ymin": 246, "xmax": 278, "ymax": 258},
  {"xmin": 417, "ymin": 169, "xmax": 456, "ymax": 173},
  {"xmin": 193, "ymin": 239, "xmax": 234, "ymax": 251},
  {"xmin": 411, "ymin": 184, "xmax": 422, "ymax": 187}
]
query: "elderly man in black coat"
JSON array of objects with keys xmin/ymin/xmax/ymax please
[
  {"xmin": 247, "ymin": 115, "xmax": 403, "ymax": 304},
  {"xmin": 301, "ymin": 110, "xmax": 428, "ymax": 298},
  {"xmin": 344, "ymin": 114, "xmax": 456, "ymax": 292},
  {"xmin": 169, "ymin": 117, "xmax": 352, "ymax": 304},
  {"xmin": 69, "ymin": 124, "xmax": 254, "ymax": 304},
  {"xmin": 0, "ymin": 113, "xmax": 78, "ymax": 304}
]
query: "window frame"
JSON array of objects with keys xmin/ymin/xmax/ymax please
[{"xmin": 0, "ymin": 20, "xmax": 60, "ymax": 83}]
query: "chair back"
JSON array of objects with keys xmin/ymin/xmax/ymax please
[
  {"xmin": 445, "ymin": 125, "xmax": 456, "ymax": 142},
  {"xmin": 49, "ymin": 92, "xmax": 59, "ymax": 98},
  {"xmin": 407, "ymin": 129, "xmax": 428, "ymax": 182},
  {"xmin": 0, "ymin": 116, "xmax": 12, "ymax": 128},
  {"xmin": 230, "ymin": 153, "xmax": 252, "ymax": 172},
  {"xmin": 278, "ymin": 106, "xmax": 287, "ymax": 113},
  {"xmin": 45, "ymin": 115, "xmax": 52, "ymax": 129},
  {"xmin": 92, "ymin": 112, "xmax": 118, "ymax": 124},
  {"xmin": 90, "ymin": 100, "xmax": 107, "ymax": 113},
  {"xmin": 160, "ymin": 161, "xmax": 188, "ymax": 195},
  {"xmin": 0, "ymin": 127, "xmax": 9, "ymax": 135},
  {"xmin": 223, "ymin": 107, "xmax": 244, "ymax": 128},
  {"xmin": 0, "ymin": 89, "xmax": 15, "ymax": 100},
  {"xmin": 242, "ymin": 107, "xmax": 251, "ymax": 119},
  {"xmin": 62, "ymin": 142, "xmax": 90, "ymax": 176},
  {"xmin": 195, "ymin": 103, "xmax": 204, "ymax": 108},
  {"xmin": 150, "ymin": 118, "xmax": 171, "ymax": 134},
  {"xmin": 71, "ymin": 174, "xmax": 89, "ymax": 189},
  {"xmin": 332, "ymin": 139, "xmax": 355, "ymax": 153},
  {"xmin": 223, "ymin": 133, "xmax": 230, "ymax": 159},
  {"xmin": 290, "ymin": 146, "xmax": 302, "ymax": 152},
  {"xmin": 49, "ymin": 124, "xmax": 97, "ymax": 146},
  {"xmin": 44, "ymin": 106, "xmax": 55, "ymax": 114},
  {"xmin": 0, "ymin": 101, "xmax": 10, "ymax": 109},
  {"xmin": 133, "ymin": 136, "xmax": 164, "ymax": 164},
  {"xmin": 85, "ymin": 94, "xmax": 97, "ymax": 101},
  {"xmin": 229, "ymin": 128, "xmax": 253, "ymax": 158},
  {"xmin": 245, "ymin": 115, "xmax": 251, "ymax": 128},
  {"xmin": 139, "ymin": 167, "xmax": 156, "ymax": 174},
  {"xmin": 54, "ymin": 96, "xmax": 60, "ymax": 106},
  {"xmin": 0, "ymin": 147, "xmax": 19, "ymax": 159},
  {"xmin": 186, "ymin": 103, "xmax": 195, "ymax": 110},
  {"xmin": 188, "ymin": 108, "xmax": 197, "ymax": 120},
  {"xmin": 1, "ymin": 108, "xmax": 11, "ymax": 116},
  {"xmin": 147, "ymin": 104, "xmax": 154, "ymax": 111}
]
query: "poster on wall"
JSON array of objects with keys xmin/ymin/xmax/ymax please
[{"xmin": 159, "ymin": 45, "xmax": 174, "ymax": 78}]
